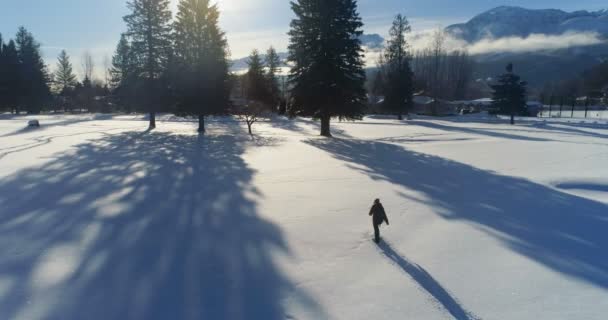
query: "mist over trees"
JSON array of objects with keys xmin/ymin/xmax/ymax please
[{"xmin": 411, "ymin": 29, "xmax": 475, "ymax": 101}]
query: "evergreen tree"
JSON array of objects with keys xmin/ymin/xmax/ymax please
[
  {"xmin": 246, "ymin": 49, "xmax": 271, "ymax": 104},
  {"xmin": 173, "ymin": 0, "xmax": 230, "ymax": 133},
  {"xmin": 0, "ymin": 33, "xmax": 6, "ymax": 111},
  {"xmin": 54, "ymin": 50, "xmax": 77, "ymax": 94},
  {"xmin": 15, "ymin": 27, "xmax": 50, "ymax": 114},
  {"xmin": 80, "ymin": 76, "xmax": 95, "ymax": 112},
  {"xmin": 124, "ymin": 0, "xmax": 173, "ymax": 129},
  {"xmin": 0, "ymin": 39, "xmax": 20, "ymax": 113},
  {"xmin": 382, "ymin": 14, "xmax": 414, "ymax": 120},
  {"xmin": 491, "ymin": 63, "xmax": 528, "ymax": 125},
  {"xmin": 288, "ymin": 0, "xmax": 367, "ymax": 137},
  {"xmin": 110, "ymin": 34, "xmax": 136, "ymax": 89},
  {"xmin": 239, "ymin": 50, "xmax": 272, "ymax": 135},
  {"xmin": 265, "ymin": 46, "xmax": 281, "ymax": 109},
  {"xmin": 110, "ymin": 34, "xmax": 140, "ymax": 112}
]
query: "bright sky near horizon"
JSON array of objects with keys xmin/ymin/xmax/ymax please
[{"xmin": 0, "ymin": 0, "xmax": 605, "ymax": 78}]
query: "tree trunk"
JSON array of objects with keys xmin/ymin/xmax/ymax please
[
  {"xmin": 149, "ymin": 112, "xmax": 156, "ymax": 129},
  {"xmin": 398, "ymin": 114, "xmax": 403, "ymax": 120},
  {"xmin": 248, "ymin": 122, "xmax": 253, "ymax": 135},
  {"xmin": 320, "ymin": 114, "xmax": 332, "ymax": 137},
  {"xmin": 571, "ymin": 102, "xmax": 575, "ymax": 118},
  {"xmin": 198, "ymin": 115, "xmax": 205, "ymax": 133}
]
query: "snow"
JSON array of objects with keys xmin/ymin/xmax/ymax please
[{"xmin": 1, "ymin": 114, "xmax": 607, "ymax": 320}]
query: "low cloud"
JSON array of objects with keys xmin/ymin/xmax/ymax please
[
  {"xmin": 466, "ymin": 32, "xmax": 605, "ymax": 55},
  {"xmin": 408, "ymin": 30, "xmax": 606, "ymax": 55}
]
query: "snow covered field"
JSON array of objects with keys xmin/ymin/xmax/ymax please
[{"xmin": 1, "ymin": 114, "xmax": 607, "ymax": 320}]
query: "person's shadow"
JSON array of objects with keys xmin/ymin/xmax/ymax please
[{"xmin": 377, "ymin": 241, "xmax": 480, "ymax": 320}]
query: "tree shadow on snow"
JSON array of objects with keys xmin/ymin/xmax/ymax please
[
  {"xmin": 0, "ymin": 127, "xmax": 322, "ymax": 320},
  {"xmin": 306, "ymin": 138, "xmax": 608, "ymax": 290},
  {"xmin": 378, "ymin": 241, "xmax": 480, "ymax": 320},
  {"xmin": 407, "ymin": 120, "xmax": 552, "ymax": 142},
  {"xmin": 528, "ymin": 122, "xmax": 608, "ymax": 140},
  {"xmin": 555, "ymin": 182, "xmax": 608, "ymax": 193}
]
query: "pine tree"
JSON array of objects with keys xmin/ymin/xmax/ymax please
[
  {"xmin": 0, "ymin": 33, "xmax": 5, "ymax": 111},
  {"xmin": 124, "ymin": 0, "xmax": 173, "ymax": 129},
  {"xmin": 173, "ymin": 0, "xmax": 230, "ymax": 133},
  {"xmin": 55, "ymin": 50, "xmax": 77, "ymax": 94},
  {"xmin": 288, "ymin": 0, "xmax": 367, "ymax": 137},
  {"xmin": 246, "ymin": 49, "xmax": 271, "ymax": 104},
  {"xmin": 0, "ymin": 39, "xmax": 20, "ymax": 113},
  {"xmin": 382, "ymin": 14, "xmax": 414, "ymax": 120},
  {"xmin": 491, "ymin": 63, "xmax": 528, "ymax": 125},
  {"xmin": 110, "ymin": 34, "xmax": 140, "ymax": 112},
  {"xmin": 110, "ymin": 34, "xmax": 135, "ymax": 89},
  {"xmin": 15, "ymin": 27, "xmax": 50, "ymax": 114},
  {"xmin": 265, "ymin": 46, "xmax": 281, "ymax": 109}
]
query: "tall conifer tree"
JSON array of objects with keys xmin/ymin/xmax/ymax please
[
  {"xmin": 55, "ymin": 50, "xmax": 77, "ymax": 94},
  {"xmin": 15, "ymin": 27, "xmax": 50, "ymax": 114},
  {"xmin": 265, "ymin": 46, "xmax": 281, "ymax": 108},
  {"xmin": 491, "ymin": 63, "xmax": 528, "ymax": 125},
  {"xmin": 173, "ymin": 0, "xmax": 230, "ymax": 133},
  {"xmin": 110, "ymin": 34, "xmax": 140, "ymax": 112},
  {"xmin": 110, "ymin": 34, "xmax": 136, "ymax": 89},
  {"xmin": 0, "ymin": 40, "xmax": 20, "ymax": 113},
  {"xmin": 382, "ymin": 14, "xmax": 414, "ymax": 120},
  {"xmin": 246, "ymin": 49, "xmax": 271, "ymax": 104},
  {"xmin": 124, "ymin": 0, "xmax": 173, "ymax": 129},
  {"xmin": 288, "ymin": 0, "xmax": 367, "ymax": 137}
]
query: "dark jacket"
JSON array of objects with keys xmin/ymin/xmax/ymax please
[{"xmin": 369, "ymin": 203, "xmax": 389, "ymax": 226}]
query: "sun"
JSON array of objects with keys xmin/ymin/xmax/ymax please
[{"xmin": 170, "ymin": 0, "xmax": 233, "ymax": 12}]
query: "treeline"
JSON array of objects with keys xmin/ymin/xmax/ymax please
[
  {"xmin": 371, "ymin": 27, "xmax": 477, "ymax": 116},
  {"xmin": 0, "ymin": 27, "xmax": 51, "ymax": 114},
  {"xmin": 1, "ymin": 0, "xmax": 481, "ymax": 136},
  {"xmin": 411, "ymin": 31, "xmax": 475, "ymax": 101},
  {"xmin": 540, "ymin": 60, "xmax": 608, "ymax": 107}
]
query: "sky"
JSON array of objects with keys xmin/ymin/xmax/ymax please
[{"xmin": 1, "ymin": 0, "xmax": 606, "ymax": 78}]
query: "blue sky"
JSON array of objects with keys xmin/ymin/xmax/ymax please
[{"xmin": 1, "ymin": 0, "xmax": 606, "ymax": 78}]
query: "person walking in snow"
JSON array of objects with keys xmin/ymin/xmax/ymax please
[{"xmin": 369, "ymin": 199, "xmax": 389, "ymax": 243}]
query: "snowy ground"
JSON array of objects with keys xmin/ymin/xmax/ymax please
[{"xmin": 1, "ymin": 113, "xmax": 607, "ymax": 320}]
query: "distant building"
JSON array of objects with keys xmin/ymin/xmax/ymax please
[{"xmin": 412, "ymin": 95, "xmax": 458, "ymax": 116}]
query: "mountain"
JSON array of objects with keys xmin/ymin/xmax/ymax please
[
  {"xmin": 230, "ymin": 52, "xmax": 290, "ymax": 73},
  {"xmin": 447, "ymin": 6, "xmax": 608, "ymax": 42},
  {"xmin": 446, "ymin": 6, "xmax": 608, "ymax": 88},
  {"xmin": 358, "ymin": 33, "xmax": 385, "ymax": 49},
  {"xmin": 229, "ymin": 34, "xmax": 385, "ymax": 73}
]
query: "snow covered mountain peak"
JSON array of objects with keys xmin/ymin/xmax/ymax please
[{"xmin": 447, "ymin": 6, "xmax": 608, "ymax": 42}]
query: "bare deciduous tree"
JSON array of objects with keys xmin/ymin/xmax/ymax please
[
  {"xmin": 238, "ymin": 102, "xmax": 270, "ymax": 136},
  {"xmin": 82, "ymin": 51, "xmax": 95, "ymax": 81},
  {"xmin": 103, "ymin": 55, "xmax": 111, "ymax": 86},
  {"xmin": 411, "ymin": 28, "xmax": 475, "ymax": 101}
]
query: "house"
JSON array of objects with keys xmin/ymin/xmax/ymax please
[
  {"xmin": 526, "ymin": 101, "xmax": 543, "ymax": 116},
  {"xmin": 412, "ymin": 96, "xmax": 458, "ymax": 116}
]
